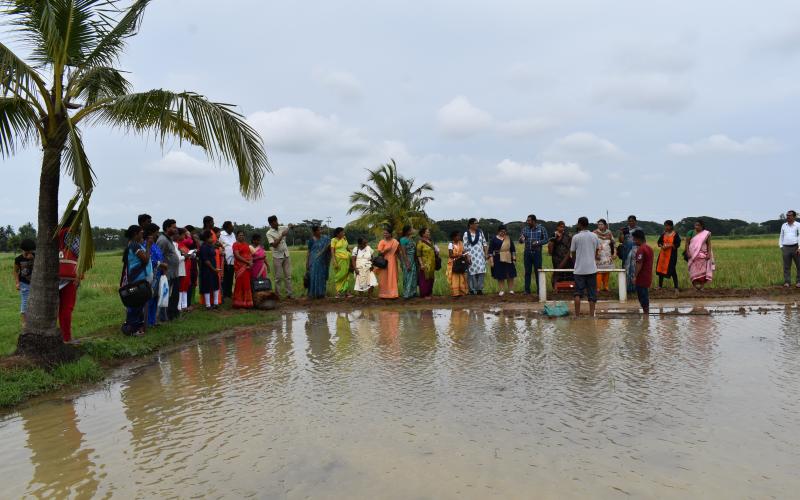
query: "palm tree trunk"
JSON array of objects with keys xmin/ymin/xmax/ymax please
[{"xmin": 16, "ymin": 133, "xmax": 77, "ymax": 364}]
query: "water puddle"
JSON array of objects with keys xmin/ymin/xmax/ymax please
[{"xmin": 1, "ymin": 307, "xmax": 799, "ymax": 498}]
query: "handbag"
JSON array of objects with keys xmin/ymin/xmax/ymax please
[
  {"xmin": 118, "ymin": 246, "xmax": 151, "ymax": 308},
  {"xmin": 372, "ymin": 255, "xmax": 388, "ymax": 269},
  {"xmin": 452, "ymin": 256, "xmax": 468, "ymax": 274},
  {"xmin": 303, "ymin": 272, "xmax": 310, "ymax": 289},
  {"xmin": 252, "ymin": 277, "xmax": 272, "ymax": 292},
  {"xmin": 119, "ymin": 280, "xmax": 152, "ymax": 308}
]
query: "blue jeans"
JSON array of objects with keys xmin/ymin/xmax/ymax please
[
  {"xmin": 19, "ymin": 282, "xmax": 30, "ymax": 313},
  {"xmin": 147, "ymin": 296, "xmax": 158, "ymax": 326},
  {"xmin": 523, "ymin": 250, "xmax": 543, "ymax": 294},
  {"xmin": 636, "ymin": 286, "xmax": 650, "ymax": 310},
  {"xmin": 468, "ymin": 273, "xmax": 485, "ymax": 293}
]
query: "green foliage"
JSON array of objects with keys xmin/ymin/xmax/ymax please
[{"xmin": 348, "ymin": 159, "xmax": 434, "ymax": 236}]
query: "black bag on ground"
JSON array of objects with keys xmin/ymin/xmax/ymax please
[
  {"xmin": 252, "ymin": 277, "xmax": 272, "ymax": 292},
  {"xmin": 452, "ymin": 256, "xmax": 468, "ymax": 274},
  {"xmin": 372, "ymin": 255, "xmax": 388, "ymax": 269}
]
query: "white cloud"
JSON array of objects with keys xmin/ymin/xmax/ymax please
[
  {"xmin": 545, "ymin": 132, "xmax": 624, "ymax": 159},
  {"xmin": 313, "ymin": 68, "xmax": 364, "ymax": 101},
  {"xmin": 248, "ymin": 107, "xmax": 369, "ymax": 155},
  {"xmin": 496, "ymin": 117, "xmax": 555, "ymax": 138},
  {"xmin": 146, "ymin": 151, "xmax": 220, "ymax": 178},
  {"xmin": 668, "ymin": 134, "xmax": 781, "ymax": 156},
  {"xmin": 495, "ymin": 160, "xmax": 591, "ymax": 185},
  {"xmin": 436, "ymin": 96, "xmax": 493, "ymax": 138},
  {"xmin": 595, "ymin": 75, "xmax": 693, "ymax": 113}
]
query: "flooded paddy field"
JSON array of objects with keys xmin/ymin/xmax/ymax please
[{"xmin": 1, "ymin": 305, "xmax": 799, "ymax": 499}]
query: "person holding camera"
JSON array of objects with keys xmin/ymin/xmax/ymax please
[{"xmin": 267, "ymin": 215, "xmax": 295, "ymax": 299}]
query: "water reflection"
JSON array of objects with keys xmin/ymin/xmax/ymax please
[
  {"xmin": 1, "ymin": 307, "xmax": 799, "ymax": 498},
  {"xmin": 22, "ymin": 402, "xmax": 99, "ymax": 499}
]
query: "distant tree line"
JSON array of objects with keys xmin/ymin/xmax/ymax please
[
  {"xmin": 0, "ymin": 215, "xmax": 788, "ymax": 253},
  {"xmin": 0, "ymin": 223, "xmax": 37, "ymax": 252}
]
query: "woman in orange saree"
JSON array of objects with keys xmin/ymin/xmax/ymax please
[
  {"xmin": 376, "ymin": 228, "xmax": 400, "ymax": 299},
  {"xmin": 656, "ymin": 220, "xmax": 681, "ymax": 290},
  {"xmin": 232, "ymin": 231, "xmax": 254, "ymax": 308}
]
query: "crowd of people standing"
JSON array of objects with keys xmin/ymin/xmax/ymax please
[
  {"xmin": 114, "ymin": 212, "xmax": 736, "ymax": 333},
  {"xmin": 12, "ymin": 210, "xmax": 800, "ymax": 339}
]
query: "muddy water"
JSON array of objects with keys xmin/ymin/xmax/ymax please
[{"xmin": 2, "ymin": 308, "xmax": 799, "ymax": 499}]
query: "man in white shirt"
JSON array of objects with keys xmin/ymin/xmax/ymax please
[
  {"xmin": 219, "ymin": 221, "xmax": 237, "ymax": 299},
  {"xmin": 267, "ymin": 215, "xmax": 294, "ymax": 298},
  {"xmin": 570, "ymin": 216, "xmax": 600, "ymax": 317},
  {"xmin": 779, "ymin": 210, "xmax": 800, "ymax": 288}
]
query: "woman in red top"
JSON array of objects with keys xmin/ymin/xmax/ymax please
[
  {"xmin": 232, "ymin": 231, "xmax": 254, "ymax": 308},
  {"xmin": 178, "ymin": 228, "xmax": 194, "ymax": 310}
]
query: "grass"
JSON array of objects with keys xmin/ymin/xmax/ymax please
[
  {"xmin": 0, "ymin": 356, "xmax": 104, "ymax": 408},
  {"xmin": 0, "ymin": 235, "xmax": 790, "ymax": 407}
]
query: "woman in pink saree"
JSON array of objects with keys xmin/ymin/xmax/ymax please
[
  {"xmin": 687, "ymin": 220, "xmax": 715, "ymax": 290},
  {"xmin": 250, "ymin": 233, "xmax": 269, "ymax": 281}
]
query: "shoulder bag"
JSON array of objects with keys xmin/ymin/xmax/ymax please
[{"xmin": 119, "ymin": 245, "xmax": 152, "ymax": 308}]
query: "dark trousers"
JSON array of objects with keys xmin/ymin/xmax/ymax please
[
  {"xmin": 782, "ymin": 245, "xmax": 800, "ymax": 284},
  {"xmin": 124, "ymin": 306, "xmax": 145, "ymax": 333},
  {"xmin": 222, "ymin": 264, "xmax": 234, "ymax": 298},
  {"xmin": 167, "ymin": 277, "xmax": 180, "ymax": 320},
  {"xmin": 658, "ymin": 270, "xmax": 679, "ymax": 289},
  {"xmin": 523, "ymin": 250, "xmax": 543, "ymax": 294}
]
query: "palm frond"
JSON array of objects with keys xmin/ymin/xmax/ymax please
[
  {"xmin": 80, "ymin": 89, "xmax": 270, "ymax": 198},
  {"xmin": 0, "ymin": 96, "xmax": 42, "ymax": 156},
  {"xmin": 347, "ymin": 158, "xmax": 434, "ymax": 234},
  {"xmin": 78, "ymin": 0, "xmax": 150, "ymax": 70},
  {"xmin": 58, "ymin": 189, "xmax": 95, "ymax": 276},
  {"xmin": 63, "ymin": 117, "xmax": 95, "ymax": 193},
  {"xmin": 0, "ymin": 41, "xmax": 49, "ymax": 113},
  {"xmin": 68, "ymin": 65, "xmax": 131, "ymax": 105},
  {"xmin": 2, "ymin": 0, "xmax": 113, "ymax": 68}
]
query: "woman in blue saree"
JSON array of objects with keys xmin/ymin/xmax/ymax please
[{"xmin": 306, "ymin": 225, "xmax": 331, "ymax": 299}]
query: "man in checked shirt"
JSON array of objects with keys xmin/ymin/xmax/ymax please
[{"xmin": 519, "ymin": 214, "xmax": 549, "ymax": 295}]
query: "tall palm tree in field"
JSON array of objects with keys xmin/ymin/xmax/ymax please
[
  {"xmin": 0, "ymin": 0, "xmax": 270, "ymax": 360},
  {"xmin": 348, "ymin": 159, "xmax": 434, "ymax": 235}
]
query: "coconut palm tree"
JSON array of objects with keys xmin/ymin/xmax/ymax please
[
  {"xmin": 0, "ymin": 0, "xmax": 270, "ymax": 360},
  {"xmin": 348, "ymin": 159, "xmax": 433, "ymax": 235}
]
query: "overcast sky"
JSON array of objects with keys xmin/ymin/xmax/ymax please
[{"xmin": 3, "ymin": 0, "xmax": 799, "ymax": 229}]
